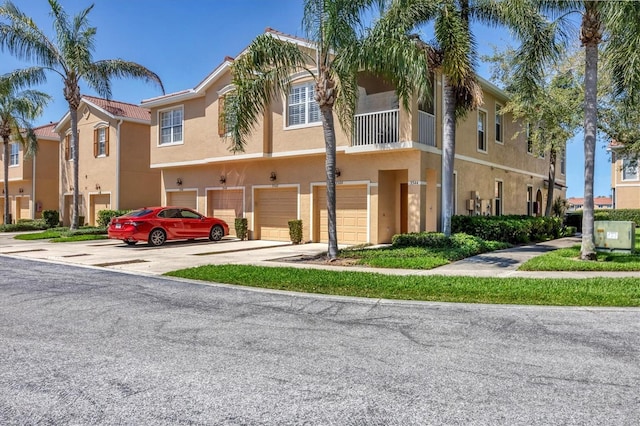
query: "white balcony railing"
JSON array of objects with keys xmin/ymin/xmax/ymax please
[
  {"xmin": 352, "ymin": 109, "xmax": 436, "ymax": 147},
  {"xmin": 418, "ymin": 111, "xmax": 436, "ymax": 147},
  {"xmin": 352, "ymin": 109, "xmax": 399, "ymax": 146}
]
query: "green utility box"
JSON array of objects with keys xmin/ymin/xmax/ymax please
[{"xmin": 594, "ymin": 221, "xmax": 636, "ymax": 253}]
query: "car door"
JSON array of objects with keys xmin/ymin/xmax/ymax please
[
  {"xmin": 157, "ymin": 208, "xmax": 185, "ymax": 239},
  {"xmin": 179, "ymin": 208, "xmax": 209, "ymax": 237}
]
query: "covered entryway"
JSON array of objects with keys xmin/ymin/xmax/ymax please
[
  {"xmin": 254, "ymin": 187, "xmax": 297, "ymax": 241},
  {"xmin": 208, "ymin": 189, "xmax": 243, "ymax": 237},
  {"xmin": 314, "ymin": 184, "xmax": 368, "ymax": 245},
  {"xmin": 90, "ymin": 194, "xmax": 111, "ymax": 226},
  {"xmin": 16, "ymin": 196, "xmax": 30, "ymax": 221},
  {"xmin": 166, "ymin": 190, "xmax": 197, "ymax": 210},
  {"xmin": 63, "ymin": 194, "xmax": 84, "ymax": 227}
]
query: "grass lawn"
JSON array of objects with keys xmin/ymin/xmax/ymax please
[
  {"xmin": 520, "ymin": 230, "xmax": 640, "ymax": 271},
  {"xmin": 14, "ymin": 227, "xmax": 107, "ymax": 242},
  {"xmin": 165, "ymin": 265, "xmax": 640, "ymax": 307}
]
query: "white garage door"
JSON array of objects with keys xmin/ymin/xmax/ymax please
[
  {"xmin": 208, "ymin": 189, "xmax": 243, "ymax": 237},
  {"xmin": 167, "ymin": 191, "xmax": 197, "ymax": 210},
  {"xmin": 255, "ymin": 187, "xmax": 297, "ymax": 241},
  {"xmin": 315, "ymin": 185, "xmax": 368, "ymax": 245}
]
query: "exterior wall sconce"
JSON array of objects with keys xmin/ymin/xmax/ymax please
[
  {"xmin": 335, "ymin": 168, "xmax": 341, "ymax": 177},
  {"xmin": 19, "ymin": 188, "xmax": 24, "ymax": 193},
  {"xmin": 219, "ymin": 175, "xmax": 226, "ymax": 184},
  {"xmin": 176, "ymin": 178, "xmax": 183, "ymax": 186},
  {"xmin": 269, "ymin": 172, "xmax": 277, "ymax": 181},
  {"xmin": 95, "ymin": 184, "xmax": 101, "ymax": 191}
]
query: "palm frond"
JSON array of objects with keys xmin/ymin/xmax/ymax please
[
  {"xmin": 88, "ymin": 60, "xmax": 165, "ymax": 98},
  {"xmin": 602, "ymin": 1, "xmax": 640, "ymax": 100},
  {"xmin": 0, "ymin": 67, "xmax": 48, "ymax": 92}
]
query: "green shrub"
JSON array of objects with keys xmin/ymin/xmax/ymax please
[
  {"xmin": 234, "ymin": 218, "xmax": 248, "ymax": 240},
  {"xmin": 562, "ymin": 226, "xmax": 577, "ymax": 236},
  {"xmin": 392, "ymin": 232, "xmax": 450, "ymax": 248},
  {"xmin": 65, "ymin": 226, "xmax": 106, "ymax": 236},
  {"xmin": 288, "ymin": 219, "xmax": 303, "ymax": 244},
  {"xmin": 452, "ymin": 215, "xmax": 563, "ymax": 244},
  {"xmin": 564, "ymin": 209, "xmax": 640, "ymax": 232},
  {"xmin": 97, "ymin": 209, "xmax": 130, "ymax": 227},
  {"xmin": 0, "ymin": 220, "xmax": 49, "ymax": 232},
  {"xmin": 42, "ymin": 210, "xmax": 60, "ymax": 228}
]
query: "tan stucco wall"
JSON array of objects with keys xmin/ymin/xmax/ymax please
[
  {"xmin": 119, "ymin": 121, "xmax": 160, "ymax": 210},
  {"xmin": 611, "ymin": 156, "xmax": 640, "ymax": 209}
]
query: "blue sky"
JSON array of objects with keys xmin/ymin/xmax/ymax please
[{"xmin": 3, "ymin": 0, "xmax": 611, "ymax": 198}]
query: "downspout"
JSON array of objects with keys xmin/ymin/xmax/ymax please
[{"xmin": 115, "ymin": 119, "xmax": 123, "ymax": 210}]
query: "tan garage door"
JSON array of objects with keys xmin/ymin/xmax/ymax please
[
  {"xmin": 63, "ymin": 194, "xmax": 84, "ymax": 227},
  {"xmin": 167, "ymin": 191, "xmax": 197, "ymax": 210},
  {"xmin": 208, "ymin": 189, "xmax": 243, "ymax": 237},
  {"xmin": 0, "ymin": 197, "xmax": 5, "ymax": 224},
  {"xmin": 255, "ymin": 187, "xmax": 297, "ymax": 241},
  {"xmin": 91, "ymin": 194, "xmax": 111, "ymax": 226},
  {"xmin": 17, "ymin": 197, "xmax": 30, "ymax": 221},
  {"xmin": 315, "ymin": 185, "xmax": 368, "ymax": 245}
]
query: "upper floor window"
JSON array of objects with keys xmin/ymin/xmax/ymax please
[
  {"xmin": 64, "ymin": 134, "xmax": 75, "ymax": 161},
  {"xmin": 160, "ymin": 107, "xmax": 183, "ymax": 145},
  {"xmin": 477, "ymin": 110, "xmax": 487, "ymax": 152},
  {"xmin": 495, "ymin": 103, "xmax": 503, "ymax": 144},
  {"xmin": 288, "ymin": 82, "xmax": 320, "ymax": 127},
  {"xmin": 94, "ymin": 127, "xmax": 109, "ymax": 157},
  {"xmin": 9, "ymin": 143, "xmax": 19, "ymax": 166},
  {"xmin": 622, "ymin": 158, "xmax": 639, "ymax": 181}
]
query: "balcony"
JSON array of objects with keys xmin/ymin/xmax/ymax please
[{"xmin": 352, "ymin": 109, "xmax": 435, "ymax": 147}]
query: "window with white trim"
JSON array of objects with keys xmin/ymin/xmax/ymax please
[
  {"xmin": 495, "ymin": 103, "xmax": 503, "ymax": 143},
  {"xmin": 622, "ymin": 158, "xmax": 639, "ymax": 181},
  {"xmin": 96, "ymin": 127, "xmax": 107, "ymax": 156},
  {"xmin": 477, "ymin": 110, "xmax": 487, "ymax": 152},
  {"xmin": 287, "ymin": 82, "xmax": 320, "ymax": 127},
  {"xmin": 9, "ymin": 143, "xmax": 19, "ymax": 166},
  {"xmin": 160, "ymin": 107, "xmax": 183, "ymax": 145}
]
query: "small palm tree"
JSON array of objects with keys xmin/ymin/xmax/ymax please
[
  {"xmin": 373, "ymin": 0, "xmax": 557, "ymax": 236},
  {"xmin": 0, "ymin": 68, "xmax": 50, "ymax": 224},
  {"xmin": 0, "ymin": 0, "xmax": 164, "ymax": 229},
  {"xmin": 225, "ymin": 0, "xmax": 429, "ymax": 259}
]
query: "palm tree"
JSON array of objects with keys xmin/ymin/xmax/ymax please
[
  {"xmin": 225, "ymin": 0, "xmax": 430, "ymax": 259},
  {"xmin": 532, "ymin": 0, "xmax": 640, "ymax": 260},
  {"xmin": 0, "ymin": 0, "xmax": 164, "ymax": 229},
  {"xmin": 0, "ymin": 68, "xmax": 50, "ymax": 224},
  {"xmin": 374, "ymin": 0, "xmax": 557, "ymax": 236}
]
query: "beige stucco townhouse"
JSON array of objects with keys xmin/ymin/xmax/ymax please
[
  {"xmin": 1, "ymin": 122, "xmax": 59, "ymax": 224},
  {"xmin": 141, "ymin": 29, "xmax": 566, "ymax": 244},
  {"xmin": 54, "ymin": 96, "xmax": 160, "ymax": 226},
  {"xmin": 609, "ymin": 142, "xmax": 640, "ymax": 209}
]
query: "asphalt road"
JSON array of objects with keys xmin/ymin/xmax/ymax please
[{"xmin": 1, "ymin": 257, "xmax": 639, "ymax": 425}]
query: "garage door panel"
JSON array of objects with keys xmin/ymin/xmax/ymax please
[
  {"xmin": 91, "ymin": 194, "xmax": 110, "ymax": 226},
  {"xmin": 167, "ymin": 191, "xmax": 197, "ymax": 209},
  {"xmin": 255, "ymin": 188, "xmax": 297, "ymax": 241},
  {"xmin": 316, "ymin": 185, "xmax": 368, "ymax": 245},
  {"xmin": 209, "ymin": 189, "xmax": 243, "ymax": 237}
]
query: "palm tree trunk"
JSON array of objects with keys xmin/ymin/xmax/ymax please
[
  {"xmin": 581, "ymin": 43, "xmax": 598, "ymax": 260},
  {"xmin": 441, "ymin": 77, "xmax": 456, "ymax": 236},
  {"xmin": 320, "ymin": 105, "xmax": 338, "ymax": 259},
  {"xmin": 544, "ymin": 147, "xmax": 556, "ymax": 217},
  {"xmin": 70, "ymin": 106, "xmax": 80, "ymax": 230},
  {"xmin": 3, "ymin": 136, "xmax": 10, "ymax": 224}
]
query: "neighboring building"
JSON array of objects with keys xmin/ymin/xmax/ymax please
[
  {"xmin": 608, "ymin": 142, "xmax": 639, "ymax": 209},
  {"xmin": 54, "ymin": 96, "xmax": 160, "ymax": 226},
  {"xmin": 0, "ymin": 123, "xmax": 59, "ymax": 224},
  {"xmin": 141, "ymin": 29, "xmax": 565, "ymax": 244},
  {"xmin": 567, "ymin": 196, "xmax": 613, "ymax": 212}
]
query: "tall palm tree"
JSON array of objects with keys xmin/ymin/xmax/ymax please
[
  {"xmin": 532, "ymin": 0, "xmax": 640, "ymax": 260},
  {"xmin": 0, "ymin": 0, "xmax": 164, "ymax": 229},
  {"xmin": 225, "ymin": 0, "xmax": 430, "ymax": 259},
  {"xmin": 0, "ymin": 68, "xmax": 50, "ymax": 224},
  {"xmin": 374, "ymin": 0, "xmax": 557, "ymax": 236}
]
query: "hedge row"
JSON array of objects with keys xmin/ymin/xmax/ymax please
[
  {"xmin": 451, "ymin": 215, "xmax": 565, "ymax": 245},
  {"xmin": 565, "ymin": 209, "xmax": 640, "ymax": 232},
  {"xmin": 392, "ymin": 232, "xmax": 511, "ymax": 258},
  {"xmin": 0, "ymin": 219, "xmax": 49, "ymax": 232},
  {"xmin": 97, "ymin": 209, "xmax": 131, "ymax": 227}
]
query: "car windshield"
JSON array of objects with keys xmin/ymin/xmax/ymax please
[{"xmin": 123, "ymin": 208, "xmax": 154, "ymax": 218}]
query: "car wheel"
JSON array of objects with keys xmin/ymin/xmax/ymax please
[
  {"xmin": 125, "ymin": 240, "xmax": 137, "ymax": 246},
  {"xmin": 148, "ymin": 229, "xmax": 166, "ymax": 246},
  {"xmin": 209, "ymin": 225, "xmax": 224, "ymax": 241}
]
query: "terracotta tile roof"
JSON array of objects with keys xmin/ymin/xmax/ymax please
[
  {"xmin": 264, "ymin": 27, "xmax": 309, "ymax": 44},
  {"xmin": 141, "ymin": 89, "xmax": 192, "ymax": 104},
  {"xmin": 33, "ymin": 122, "xmax": 58, "ymax": 139},
  {"xmin": 568, "ymin": 196, "xmax": 613, "ymax": 206},
  {"xmin": 83, "ymin": 95, "xmax": 150, "ymax": 121}
]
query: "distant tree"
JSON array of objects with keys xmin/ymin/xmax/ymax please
[
  {"xmin": 0, "ymin": 0, "xmax": 164, "ymax": 229},
  {"xmin": 0, "ymin": 68, "xmax": 50, "ymax": 224}
]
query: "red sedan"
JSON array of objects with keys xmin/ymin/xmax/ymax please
[{"xmin": 108, "ymin": 206, "xmax": 229, "ymax": 246}]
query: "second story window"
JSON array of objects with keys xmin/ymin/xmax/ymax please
[
  {"xmin": 495, "ymin": 103, "xmax": 503, "ymax": 143},
  {"xmin": 622, "ymin": 158, "xmax": 639, "ymax": 181},
  {"xmin": 9, "ymin": 143, "xmax": 19, "ymax": 166},
  {"xmin": 160, "ymin": 107, "xmax": 183, "ymax": 145},
  {"xmin": 64, "ymin": 134, "xmax": 75, "ymax": 161},
  {"xmin": 94, "ymin": 127, "xmax": 109, "ymax": 157},
  {"xmin": 477, "ymin": 110, "xmax": 487, "ymax": 152},
  {"xmin": 288, "ymin": 82, "xmax": 320, "ymax": 127}
]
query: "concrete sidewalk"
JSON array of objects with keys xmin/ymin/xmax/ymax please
[{"xmin": 1, "ymin": 232, "xmax": 638, "ymax": 278}]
